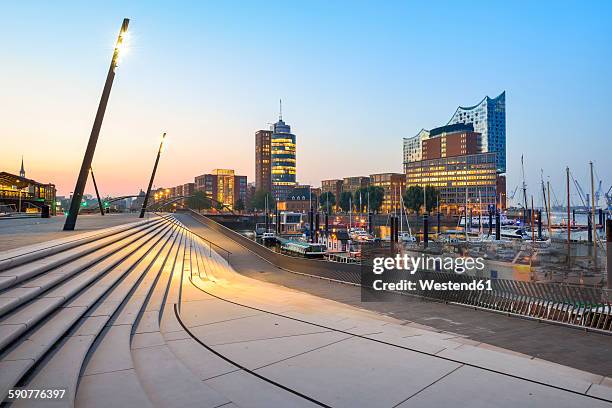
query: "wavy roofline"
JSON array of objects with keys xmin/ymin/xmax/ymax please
[{"xmin": 447, "ymin": 91, "xmax": 505, "ymax": 124}]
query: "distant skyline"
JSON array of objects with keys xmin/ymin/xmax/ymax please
[{"xmin": 1, "ymin": 1, "xmax": 611, "ymax": 207}]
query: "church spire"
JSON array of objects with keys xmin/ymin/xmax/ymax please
[{"xmin": 19, "ymin": 156, "xmax": 25, "ymax": 178}]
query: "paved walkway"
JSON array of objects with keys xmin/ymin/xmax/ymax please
[
  {"xmin": 176, "ymin": 213, "xmax": 612, "ymax": 378},
  {"xmin": 0, "ymin": 213, "xmax": 150, "ymax": 251}
]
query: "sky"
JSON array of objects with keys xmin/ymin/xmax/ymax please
[{"xmin": 1, "ymin": 1, "xmax": 611, "ymax": 207}]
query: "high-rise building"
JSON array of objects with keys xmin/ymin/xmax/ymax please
[
  {"xmin": 447, "ymin": 91, "xmax": 506, "ymax": 173},
  {"xmin": 195, "ymin": 169, "xmax": 247, "ymax": 210},
  {"xmin": 369, "ymin": 173, "xmax": 405, "ymax": 213},
  {"xmin": 271, "ymin": 109, "xmax": 296, "ymax": 201},
  {"xmin": 403, "ymin": 129, "xmax": 429, "ymax": 172},
  {"xmin": 255, "ymin": 130, "xmax": 272, "ymax": 192}
]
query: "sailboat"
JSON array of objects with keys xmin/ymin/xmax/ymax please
[{"xmin": 398, "ymin": 189, "xmax": 416, "ymax": 242}]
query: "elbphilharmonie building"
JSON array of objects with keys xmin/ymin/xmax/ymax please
[{"xmin": 447, "ymin": 91, "xmax": 506, "ymax": 173}]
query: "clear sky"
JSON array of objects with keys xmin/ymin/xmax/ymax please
[{"xmin": 1, "ymin": 1, "xmax": 611, "ymax": 206}]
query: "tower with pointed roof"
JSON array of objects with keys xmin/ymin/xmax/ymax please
[{"xmin": 19, "ymin": 156, "xmax": 25, "ymax": 178}]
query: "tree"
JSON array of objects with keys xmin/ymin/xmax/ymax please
[
  {"xmin": 403, "ymin": 186, "xmax": 423, "ymax": 214},
  {"xmin": 354, "ymin": 188, "xmax": 368, "ymax": 212},
  {"xmin": 403, "ymin": 185, "xmax": 439, "ymax": 214},
  {"xmin": 234, "ymin": 198, "xmax": 245, "ymax": 212},
  {"xmin": 186, "ymin": 191, "xmax": 211, "ymax": 212},
  {"xmin": 367, "ymin": 186, "xmax": 385, "ymax": 213},
  {"xmin": 319, "ymin": 192, "xmax": 336, "ymax": 213},
  {"xmin": 250, "ymin": 189, "xmax": 275, "ymax": 211},
  {"xmin": 338, "ymin": 191, "xmax": 353, "ymax": 213}
]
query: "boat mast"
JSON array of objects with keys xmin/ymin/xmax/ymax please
[
  {"xmin": 521, "ymin": 155, "xmax": 528, "ymax": 225},
  {"xmin": 566, "ymin": 167, "xmax": 571, "ymax": 265},
  {"xmin": 590, "ymin": 161, "xmax": 597, "ymax": 267},
  {"xmin": 531, "ymin": 195, "xmax": 535, "ymax": 242},
  {"xmin": 547, "ymin": 179, "xmax": 552, "ymax": 239}
]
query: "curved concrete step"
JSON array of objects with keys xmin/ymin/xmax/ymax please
[
  {"xmin": 0, "ymin": 223, "xmax": 178, "ymax": 402},
  {"xmin": 75, "ymin": 226, "xmax": 183, "ymax": 407},
  {"xmin": 130, "ymin": 232, "xmax": 231, "ymax": 408},
  {"xmin": 14, "ymin": 227, "xmax": 184, "ymax": 408},
  {"xmin": 0, "ymin": 217, "xmax": 167, "ymax": 291},
  {"xmin": 0, "ymin": 220, "xmax": 167, "ymax": 317},
  {"xmin": 0, "ymin": 222, "xmax": 173, "ymax": 351},
  {"xmin": 0, "ymin": 215, "xmax": 171, "ymax": 272}
]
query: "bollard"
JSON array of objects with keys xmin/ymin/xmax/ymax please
[
  {"xmin": 537, "ymin": 210, "xmax": 542, "ymax": 240},
  {"xmin": 495, "ymin": 212, "xmax": 501, "ymax": 240}
]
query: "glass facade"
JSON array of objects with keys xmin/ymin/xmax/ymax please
[
  {"xmin": 271, "ymin": 119, "xmax": 296, "ymax": 201},
  {"xmin": 447, "ymin": 91, "xmax": 506, "ymax": 173},
  {"xmin": 403, "ymin": 129, "xmax": 430, "ymax": 172},
  {"xmin": 406, "ymin": 152, "xmax": 498, "ymax": 214}
]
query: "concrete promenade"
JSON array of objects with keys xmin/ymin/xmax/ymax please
[
  {"xmin": 0, "ymin": 213, "xmax": 147, "ymax": 251},
  {"xmin": 0, "ymin": 213, "xmax": 610, "ymax": 407}
]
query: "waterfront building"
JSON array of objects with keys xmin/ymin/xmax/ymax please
[
  {"xmin": 195, "ymin": 169, "xmax": 246, "ymax": 210},
  {"xmin": 0, "ymin": 171, "xmax": 56, "ymax": 214},
  {"xmin": 276, "ymin": 185, "xmax": 318, "ymax": 213},
  {"xmin": 422, "ymin": 123, "xmax": 481, "ymax": 160},
  {"xmin": 271, "ymin": 112, "xmax": 297, "ymax": 201},
  {"xmin": 369, "ymin": 173, "xmax": 405, "ymax": 213},
  {"xmin": 321, "ymin": 179, "xmax": 343, "ymax": 201},
  {"xmin": 403, "ymin": 129, "xmax": 430, "ymax": 172},
  {"xmin": 342, "ymin": 176, "xmax": 369, "ymax": 195},
  {"xmin": 255, "ymin": 129, "xmax": 272, "ymax": 193},
  {"xmin": 405, "ymin": 152, "xmax": 499, "ymax": 214},
  {"xmin": 447, "ymin": 91, "xmax": 506, "ymax": 173}
]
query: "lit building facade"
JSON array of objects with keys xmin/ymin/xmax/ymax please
[
  {"xmin": 0, "ymin": 171, "xmax": 57, "ymax": 214},
  {"xmin": 403, "ymin": 129, "xmax": 429, "ymax": 172},
  {"xmin": 369, "ymin": 173, "xmax": 405, "ymax": 213},
  {"xmin": 195, "ymin": 169, "xmax": 246, "ymax": 210},
  {"xmin": 271, "ymin": 117, "xmax": 296, "ymax": 201},
  {"xmin": 405, "ymin": 152, "xmax": 498, "ymax": 214},
  {"xmin": 447, "ymin": 91, "xmax": 506, "ymax": 173},
  {"xmin": 255, "ymin": 129, "xmax": 272, "ymax": 192}
]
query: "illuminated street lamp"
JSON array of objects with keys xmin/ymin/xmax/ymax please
[
  {"xmin": 64, "ymin": 18, "xmax": 130, "ymax": 230},
  {"xmin": 140, "ymin": 133, "xmax": 167, "ymax": 218}
]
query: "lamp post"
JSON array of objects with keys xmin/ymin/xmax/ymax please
[
  {"xmin": 140, "ymin": 133, "xmax": 166, "ymax": 218},
  {"xmin": 64, "ymin": 18, "xmax": 130, "ymax": 230}
]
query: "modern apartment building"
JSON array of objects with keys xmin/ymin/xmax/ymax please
[
  {"xmin": 321, "ymin": 179, "xmax": 343, "ymax": 200},
  {"xmin": 342, "ymin": 176, "xmax": 369, "ymax": 195},
  {"xmin": 195, "ymin": 169, "xmax": 246, "ymax": 210},
  {"xmin": 369, "ymin": 173, "xmax": 405, "ymax": 213}
]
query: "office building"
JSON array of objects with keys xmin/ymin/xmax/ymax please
[
  {"xmin": 321, "ymin": 179, "xmax": 343, "ymax": 200},
  {"xmin": 255, "ymin": 129, "xmax": 272, "ymax": 192},
  {"xmin": 195, "ymin": 169, "xmax": 246, "ymax": 210},
  {"xmin": 447, "ymin": 91, "xmax": 506, "ymax": 173},
  {"xmin": 369, "ymin": 173, "xmax": 405, "ymax": 213},
  {"xmin": 405, "ymin": 152, "xmax": 499, "ymax": 214},
  {"xmin": 271, "ymin": 111, "xmax": 297, "ymax": 201}
]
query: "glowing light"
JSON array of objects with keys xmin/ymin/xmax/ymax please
[{"xmin": 114, "ymin": 30, "xmax": 130, "ymax": 66}]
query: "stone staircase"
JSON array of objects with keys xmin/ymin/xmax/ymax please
[{"xmin": 0, "ymin": 214, "xmax": 251, "ymax": 408}]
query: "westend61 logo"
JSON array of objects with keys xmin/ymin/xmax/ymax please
[{"xmin": 360, "ymin": 252, "xmax": 493, "ymax": 301}]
